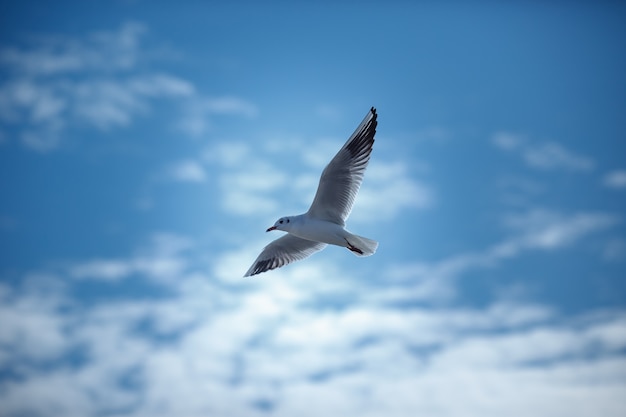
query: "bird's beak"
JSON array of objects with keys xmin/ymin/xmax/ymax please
[{"xmin": 266, "ymin": 226, "xmax": 277, "ymax": 232}]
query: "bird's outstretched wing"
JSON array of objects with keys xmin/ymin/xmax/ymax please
[
  {"xmin": 244, "ymin": 235, "xmax": 327, "ymax": 277},
  {"xmin": 307, "ymin": 107, "xmax": 377, "ymax": 225}
]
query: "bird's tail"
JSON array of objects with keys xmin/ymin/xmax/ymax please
[{"xmin": 346, "ymin": 233, "xmax": 378, "ymax": 257}]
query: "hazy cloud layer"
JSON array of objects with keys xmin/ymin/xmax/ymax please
[{"xmin": 1, "ymin": 229, "xmax": 625, "ymax": 417}]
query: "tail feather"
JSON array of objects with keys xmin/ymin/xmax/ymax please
[{"xmin": 346, "ymin": 233, "xmax": 378, "ymax": 257}]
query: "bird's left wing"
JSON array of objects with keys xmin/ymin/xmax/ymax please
[
  {"xmin": 307, "ymin": 107, "xmax": 377, "ymax": 225},
  {"xmin": 244, "ymin": 234, "xmax": 327, "ymax": 277}
]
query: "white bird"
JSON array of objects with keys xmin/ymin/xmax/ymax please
[{"xmin": 244, "ymin": 107, "xmax": 379, "ymax": 277}]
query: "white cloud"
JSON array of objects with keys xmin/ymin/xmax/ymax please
[
  {"xmin": 0, "ymin": 23, "xmax": 253, "ymax": 151},
  {"xmin": 127, "ymin": 74, "xmax": 195, "ymax": 97},
  {"xmin": 0, "ymin": 281, "xmax": 69, "ymax": 364},
  {"xmin": 431, "ymin": 319, "xmax": 625, "ymax": 370},
  {"xmin": 220, "ymin": 163, "xmax": 287, "ymax": 193},
  {"xmin": 503, "ymin": 209, "xmax": 619, "ymax": 250},
  {"xmin": 222, "ymin": 190, "xmax": 279, "ymax": 217},
  {"xmin": 492, "ymin": 133, "xmax": 594, "ymax": 172},
  {"xmin": 0, "ymin": 22, "xmax": 146, "ymax": 75},
  {"xmin": 70, "ymin": 259, "xmax": 134, "ymax": 281},
  {"xmin": 73, "ymin": 79, "xmax": 147, "ymax": 129},
  {"xmin": 0, "ymin": 79, "xmax": 66, "ymax": 125},
  {"xmin": 524, "ymin": 142, "xmax": 593, "ymax": 171},
  {"xmin": 0, "ymin": 371, "xmax": 94, "ymax": 417},
  {"xmin": 203, "ymin": 141, "xmax": 253, "ymax": 167},
  {"xmin": 389, "ymin": 209, "xmax": 620, "ymax": 303},
  {"xmin": 20, "ymin": 128, "xmax": 62, "ymax": 152},
  {"xmin": 603, "ymin": 170, "xmax": 626, "ymax": 189},
  {"xmin": 170, "ymin": 160, "xmax": 207, "ymax": 183},
  {"xmin": 68, "ymin": 233, "xmax": 192, "ymax": 283},
  {"xmin": 352, "ymin": 161, "xmax": 432, "ymax": 222},
  {"xmin": 178, "ymin": 97, "xmax": 258, "ymax": 137},
  {"xmin": 298, "ymin": 138, "xmax": 341, "ymax": 168},
  {"xmin": 216, "ymin": 160, "xmax": 288, "ymax": 216},
  {"xmin": 0, "ymin": 24, "xmax": 160, "ymax": 148},
  {"xmin": 492, "ymin": 132, "xmax": 524, "ymax": 151},
  {"xmin": 202, "ymin": 96, "xmax": 258, "ymax": 117},
  {"xmin": 72, "ymin": 75, "xmax": 193, "ymax": 130},
  {"xmin": 1, "ymin": 230, "xmax": 626, "ymax": 417}
]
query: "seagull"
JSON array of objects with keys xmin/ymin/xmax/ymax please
[{"xmin": 244, "ymin": 107, "xmax": 379, "ymax": 277}]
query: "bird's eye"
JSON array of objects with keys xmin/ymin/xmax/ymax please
[
  {"xmin": 287, "ymin": 219, "xmax": 290, "ymax": 223},
  {"xmin": 279, "ymin": 220, "xmax": 283, "ymax": 224}
]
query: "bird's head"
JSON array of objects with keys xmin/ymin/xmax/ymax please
[{"xmin": 267, "ymin": 216, "xmax": 292, "ymax": 232}]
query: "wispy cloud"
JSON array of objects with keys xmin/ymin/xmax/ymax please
[
  {"xmin": 169, "ymin": 159, "xmax": 208, "ymax": 183},
  {"xmin": 219, "ymin": 160, "xmax": 287, "ymax": 216},
  {"xmin": 0, "ymin": 24, "xmax": 187, "ymax": 150},
  {"xmin": 390, "ymin": 209, "xmax": 619, "ymax": 302},
  {"xmin": 0, "ymin": 23, "xmax": 254, "ymax": 151},
  {"xmin": 492, "ymin": 132, "xmax": 594, "ymax": 172},
  {"xmin": 71, "ymin": 75, "xmax": 193, "ymax": 130},
  {"xmin": 68, "ymin": 233, "xmax": 192, "ymax": 283},
  {"xmin": 352, "ymin": 161, "xmax": 432, "ymax": 222},
  {"xmin": 0, "ymin": 22, "xmax": 146, "ymax": 75},
  {"xmin": 204, "ymin": 141, "xmax": 253, "ymax": 167},
  {"xmin": 69, "ymin": 259, "xmax": 134, "ymax": 281},
  {"xmin": 178, "ymin": 97, "xmax": 258, "ymax": 137},
  {"xmin": 524, "ymin": 142, "xmax": 594, "ymax": 171},
  {"xmin": 502, "ymin": 209, "xmax": 619, "ymax": 250},
  {"xmin": 603, "ymin": 170, "xmax": 626, "ymax": 189},
  {"xmin": 492, "ymin": 131, "xmax": 524, "ymax": 150}
]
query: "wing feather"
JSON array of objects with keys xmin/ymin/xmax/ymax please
[
  {"xmin": 307, "ymin": 107, "xmax": 377, "ymax": 225},
  {"xmin": 244, "ymin": 235, "xmax": 327, "ymax": 277}
]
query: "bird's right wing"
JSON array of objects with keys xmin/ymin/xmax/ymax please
[{"xmin": 244, "ymin": 234, "xmax": 327, "ymax": 277}]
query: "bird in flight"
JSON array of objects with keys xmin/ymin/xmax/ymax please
[{"xmin": 244, "ymin": 107, "xmax": 379, "ymax": 277}]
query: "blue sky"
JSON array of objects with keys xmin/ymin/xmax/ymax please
[{"xmin": 1, "ymin": 1, "xmax": 626, "ymax": 416}]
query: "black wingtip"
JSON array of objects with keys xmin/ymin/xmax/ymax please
[
  {"xmin": 244, "ymin": 257, "xmax": 280, "ymax": 277},
  {"xmin": 369, "ymin": 107, "xmax": 377, "ymax": 125}
]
